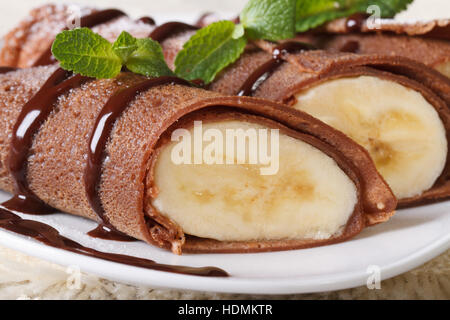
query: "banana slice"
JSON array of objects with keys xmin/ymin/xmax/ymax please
[
  {"xmin": 294, "ymin": 76, "xmax": 448, "ymax": 199},
  {"xmin": 435, "ymin": 61, "xmax": 450, "ymax": 78},
  {"xmin": 152, "ymin": 120, "xmax": 358, "ymax": 242}
]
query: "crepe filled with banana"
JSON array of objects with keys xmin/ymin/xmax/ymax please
[{"xmin": 0, "ymin": 1, "xmax": 448, "ymax": 253}]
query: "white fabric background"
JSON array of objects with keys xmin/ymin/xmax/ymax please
[{"xmin": 0, "ymin": 0, "xmax": 448, "ymax": 299}]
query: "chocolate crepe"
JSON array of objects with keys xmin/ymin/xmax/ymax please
[
  {"xmin": 0, "ymin": 66, "xmax": 395, "ymax": 254},
  {"xmin": 294, "ymin": 17, "xmax": 450, "ymax": 78},
  {"xmin": 314, "ymin": 34, "xmax": 450, "ymax": 77},
  {"xmin": 322, "ymin": 16, "xmax": 450, "ymax": 40},
  {"xmin": 0, "ymin": 4, "xmax": 449, "ymax": 208}
]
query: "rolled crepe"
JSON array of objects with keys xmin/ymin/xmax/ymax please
[
  {"xmin": 183, "ymin": 12, "xmax": 450, "ymax": 78},
  {"xmin": 0, "ymin": 66, "xmax": 395, "ymax": 254},
  {"xmin": 0, "ymin": 5, "xmax": 154, "ymax": 68},
  {"xmin": 296, "ymin": 18, "xmax": 450, "ymax": 78},
  {"xmin": 318, "ymin": 34, "xmax": 450, "ymax": 78},
  {"xmin": 2, "ymin": 4, "xmax": 450, "ymax": 207},
  {"xmin": 323, "ymin": 16, "xmax": 450, "ymax": 40}
]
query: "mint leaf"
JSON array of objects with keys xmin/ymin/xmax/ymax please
[
  {"xmin": 296, "ymin": 1, "xmax": 352, "ymax": 32},
  {"xmin": 51, "ymin": 28, "xmax": 122, "ymax": 79},
  {"xmin": 296, "ymin": 0, "xmax": 414, "ymax": 32},
  {"xmin": 112, "ymin": 31, "xmax": 138, "ymax": 63},
  {"xmin": 351, "ymin": 0, "xmax": 413, "ymax": 16},
  {"xmin": 125, "ymin": 38, "xmax": 174, "ymax": 77},
  {"xmin": 52, "ymin": 28, "xmax": 174, "ymax": 79},
  {"xmin": 240, "ymin": 0, "xmax": 296, "ymax": 41},
  {"xmin": 174, "ymin": 21, "xmax": 246, "ymax": 84}
]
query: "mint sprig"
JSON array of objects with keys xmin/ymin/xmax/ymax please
[
  {"xmin": 241, "ymin": 0, "xmax": 296, "ymax": 41},
  {"xmin": 174, "ymin": 0, "xmax": 296, "ymax": 84},
  {"xmin": 52, "ymin": 29, "xmax": 173, "ymax": 79},
  {"xmin": 52, "ymin": 28, "xmax": 122, "ymax": 79},
  {"xmin": 174, "ymin": 21, "xmax": 246, "ymax": 84},
  {"xmin": 295, "ymin": 0, "xmax": 414, "ymax": 32}
]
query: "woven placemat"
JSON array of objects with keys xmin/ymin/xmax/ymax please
[{"xmin": 0, "ymin": 246, "xmax": 448, "ymax": 299}]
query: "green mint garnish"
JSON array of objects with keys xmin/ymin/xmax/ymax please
[
  {"xmin": 125, "ymin": 38, "xmax": 175, "ymax": 77},
  {"xmin": 174, "ymin": 21, "xmax": 247, "ymax": 84},
  {"xmin": 174, "ymin": 0, "xmax": 296, "ymax": 84},
  {"xmin": 112, "ymin": 31, "xmax": 138, "ymax": 62},
  {"xmin": 240, "ymin": 0, "xmax": 296, "ymax": 41},
  {"xmin": 232, "ymin": 24, "xmax": 245, "ymax": 39},
  {"xmin": 52, "ymin": 28, "xmax": 172, "ymax": 79},
  {"xmin": 296, "ymin": 0, "xmax": 414, "ymax": 32},
  {"xmin": 51, "ymin": 28, "xmax": 122, "ymax": 79}
]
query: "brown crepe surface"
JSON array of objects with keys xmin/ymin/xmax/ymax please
[
  {"xmin": 318, "ymin": 34, "xmax": 450, "ymax": 69},
  {"xmin": 323, "ymin": 17, "xmax": 450, "ymax": 40},
  {"xmin": 293, "ymin": 16, "xmax": 450, "ymax": 73},
  {"xmin": 293, "ymin": 31, "xmax": 450, "ymax": 74}
]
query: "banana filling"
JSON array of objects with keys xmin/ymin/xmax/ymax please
[
  {"xmin": 434, "ymin": 61, "xmax": 450, "ymax": 78},
  {"xmin": 152, "ymin": 120, "xmax": 358, "ymax": 242},
  {"xmin": 294, "ymin": 76, "xmax": 448, "ymax": 199}
]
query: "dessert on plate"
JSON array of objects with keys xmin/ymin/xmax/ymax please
[
  {"xmin": 0, "ymin": 1, "xmax": 447, "ymax": 266},
  {"xmin": 0, "ymin": 66, "xmax": 395, "ymax": 254}
]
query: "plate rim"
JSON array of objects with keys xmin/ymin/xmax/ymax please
[{"xmin": 0, "ymin": 221, "xmax": 448, "ymax": 294}]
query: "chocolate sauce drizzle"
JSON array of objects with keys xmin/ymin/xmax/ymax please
[
  {"xmin": 0, "ymin": 208, "xmax": 227, "ymax": 276},
  {"xmin": 195, "ymin": 12, "xmax": 219, "ymax": 28},
  {"xmin": 0, "ymin": 67, "xmax": 18, "ymax": 74},
  {"xmin": 33, "ymin": 9, "xmax": 126, "ymax": 67},
  {"xmin": 149, "ymin": 21, "xmax": 199, "ymax": 43},
  {"xmin": 237, "ymin": 41, "xmax": 316, "ymax": 97},
  {"xmin": 137, "ymin": 16, "xmax": 156, "ymax": 26},
  {"xmin": 237, "ymin": 59, "xmax": 282, "ymax": 97},
  {"xmin": 339, "ymin": 40, "xmax": 360, "ymax": 53},
  {"xmin": 84, "ymin": 76, "xmax": 192, "ymax": 237},
  {"xmin": 345, "ymin": 13, "xmax": 369, "ymax": 33},
  {"xmin": 2, "ymin": 68, "xmax": 90, "ymax": 214},
  {"xmin": 87, "ymin": 224, "xmax": 136, "ymax": 242},
  {"xmin": 426, "ymin": 24, "xmax": 450, "ymax": 41}
]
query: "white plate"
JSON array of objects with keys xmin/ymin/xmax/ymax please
[{"xmin": 0, "ymin": 190, "xmax": 448, "ymax": 294}]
